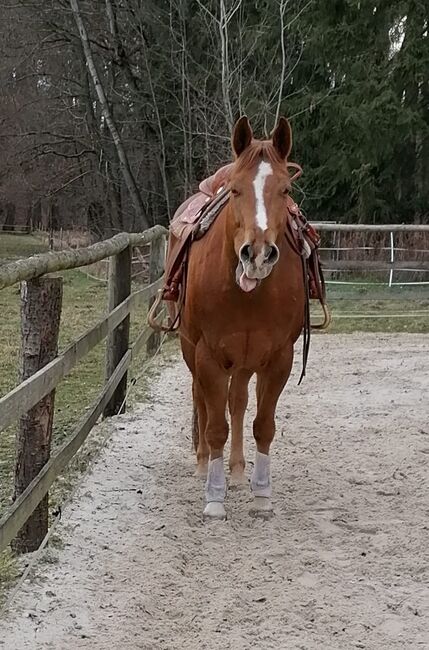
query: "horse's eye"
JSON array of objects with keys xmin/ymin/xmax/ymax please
[
  {"xmin": 231, "ymin": 188, "xmax": 240, "ymax": 197},
  {"xmin": 282, "ymin": 187, "xmax": 290, "ymax": 196}
]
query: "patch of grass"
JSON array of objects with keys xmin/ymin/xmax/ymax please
[
  {"xmin": 313, "ymin": 283, "xmax": 429, "ymax": 334},
  {"xmin": 0, "ymin": 233, "xmax": 48, "ymax": 261},
  {"xmin": 0, "ymin": 547, "xmax": 19, "ymax": 605}
]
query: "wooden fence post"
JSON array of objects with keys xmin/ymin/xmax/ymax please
[
  {"xmin": 103, "ymin": 245, "xmax": 131, "ymax": 417},
  {"xmin": 146, "ymin": 236, "xmax": 165, "ymax": 356},
  {"xmin": 12, "ymin": 277, "xmax": 63, "ymax": 553}
]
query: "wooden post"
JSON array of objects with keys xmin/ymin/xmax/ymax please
[
  {"xmin": 103, "ymin": 245, "xmax": 131, "ymax": 417},
  {"xmin": 146, "ymin": 236, "xmax": 165, "ymax": 356},
  {"xmin": 13, "ymin": 277, "xmax": 63, "ymax": 553}
]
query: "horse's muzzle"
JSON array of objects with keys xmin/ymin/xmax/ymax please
[
  {"xmin": 236, "ymin": 242, "xmax": 280, "ymax": 292},
  {"xmin": 239, "ymin": 242, "xmax": 279, "ymax": 268}
]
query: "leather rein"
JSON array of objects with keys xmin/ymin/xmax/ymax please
[{"xmin": 283, "ymin": 163, "xmax": 331, "ymax": 383}]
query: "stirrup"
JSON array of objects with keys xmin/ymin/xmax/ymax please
[{"xmin": 311, "ymin": 302, "xmax": 331, "ymax": 330}]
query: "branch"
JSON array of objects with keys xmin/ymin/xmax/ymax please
[
  {"xmin": 49, "ymin": 171, "xmax": 91, "ymax": 196},
  {"xmin": 33, "ymin": 148, "xmax": 95, "ymax": 159},
  {"xmin": 219, "ymin": 0, "xmax": 234, "ymax": 129},
  {"xmin": 275, "ymin": 0, "xmax": 288, "ymax": 125}
]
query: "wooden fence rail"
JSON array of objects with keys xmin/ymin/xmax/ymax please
[
  {"xmin": 0, "ymin": 226, "xmax": 165, "ymax": 290},
  {"xmin": 0, "ymin": 226, "xmax": 167, "ymax": 553},
  {"xmin": 0, "ymin": 280, "xmax": 162, "ymax": 433},
  {"xmin": 0, "ymin": 225, "xmax": 32, "ymax": 235}
]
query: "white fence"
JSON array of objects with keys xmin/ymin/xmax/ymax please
[{"xmin": 312, "ymin": 223, "xmax": 429, "ymax": 287}]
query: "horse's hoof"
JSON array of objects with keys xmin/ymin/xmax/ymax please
[
  {"xmin": 229, "ymin": 470, "xmax": 248, "ymax": 489},
  {"xmin": 203, "ymin": 502, "xmax": 227, "ymax": 521},
  {"xmin": 249, "ymin": 497, "xmax": 273, "ymax": 520}
]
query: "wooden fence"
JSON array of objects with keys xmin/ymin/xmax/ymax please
[
  {"xmin": 0, "ymin": 225, "xmax": 32, "ymax": 235},
  {"xmin": 0, "ymin": 226, "xmax": 167, "ymax": 553},
  {"xmin": 1, "ymin": 221, "xmax": 428, "ymax": 553}
]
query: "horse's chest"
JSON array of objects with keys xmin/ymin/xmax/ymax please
[
  {"xmin": 207, "ymin": 328, "xmax": 289, "ymax": 371},
  {"xmin": 184, "ymin": 248, "xmax": 304, "ymax": 370}
]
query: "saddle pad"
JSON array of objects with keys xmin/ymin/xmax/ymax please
[
  {"xmin": 198, "ymin": 163, "xmax": 234, "ymax": 196},
  {"xmin": 170, "ymin": 163, "xmax": 234, "ymax": 239},
  {"xmin": 170, "ymin": 192, "xmax": 210, "ymax": 239}
]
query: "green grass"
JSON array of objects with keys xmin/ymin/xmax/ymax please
[
  {"xmin": 312, "ymin": 282, "xmax": 429, "ymax": 334},
  {"xmin": 0, "ymin": 233, "xmax": 48, "ymax": 261}
]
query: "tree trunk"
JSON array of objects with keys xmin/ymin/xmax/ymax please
[{"xmin": 69, "ymin": 0, "xmax": 149, "ymax": 230}]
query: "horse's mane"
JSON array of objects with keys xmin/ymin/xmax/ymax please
[{"xmin": 233, "ymin": 141, "xmax": 285, "ymax": 173}]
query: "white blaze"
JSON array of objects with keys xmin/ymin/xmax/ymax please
[{"xmin": 253, "ymin": 161, "xmax": 272, "ymax": 230}]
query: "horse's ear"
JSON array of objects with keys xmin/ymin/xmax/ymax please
[
  {"xmin": 272, "ymin": 117, "xmax": 292, "ymax": 160},
  {"xmin": 232, "ymin": 116, "xmax": 253, "ymax": 157}
]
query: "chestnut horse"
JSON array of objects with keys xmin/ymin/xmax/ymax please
[{"xmin": 177, "ymin": 116, "xmax": 306, "ymax": 520}]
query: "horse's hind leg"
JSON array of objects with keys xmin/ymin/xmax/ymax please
[
  {"xmin": 192, "ymin": 401, "xmax": 198, "ymax": 454},
  {"xmin": 180, "ymin": 336, "xmax": 209, "ymax": 477},
  {"xmin": 251, "ymin": 348, "xmax": 293, "ymax": 517},
  {"xmin": 193, "ymin": 379, "xmax": 209, "ymax": 477},
  {"xmin": 228, "ymin": 369, "xmax": 252, "ymax": 486}
]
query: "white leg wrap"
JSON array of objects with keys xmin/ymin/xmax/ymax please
[
  {"xmin": 251, "ymin": 451, "xmax": 271, "ymax": 498},
  {"xmin": 205, "ymin": 457, "xmax": 226, "ymax": 503}
]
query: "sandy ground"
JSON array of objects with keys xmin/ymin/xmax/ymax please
[{"xmin": 0, "ymin": 333, "xmax": 428, "ymax": 650}]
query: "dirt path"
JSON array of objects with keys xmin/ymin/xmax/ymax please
[{"xmin": 0, "ymin": 334, "xmax": 428, "ymax": 650}]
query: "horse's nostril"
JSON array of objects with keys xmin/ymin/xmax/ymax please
[
  {"xmin": 265, "ymin": 244, "xmax": 279, "ymax": 264},
  {"xmin": 239, "ymin": 244, "xmax": 253, "ymax": 263}
]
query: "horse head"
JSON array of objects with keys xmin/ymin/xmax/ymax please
[{"xmin": 228, "ymin": 115, "xmax": 294, "ymax": 292}]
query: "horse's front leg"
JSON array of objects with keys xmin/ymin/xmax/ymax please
[
  {"xmin": 251, "ymin": 347, "xmax": 294, "ymax": 517},
  {"xmin": 228, "ymin": 369, "xmax": 252, "ymax": 486},
  {"xmin": 195, "ymin": 341, "xmax": 229, "ymax": 520}
]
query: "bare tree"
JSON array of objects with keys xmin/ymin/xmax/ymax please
[{"xmin": 70, "ymin": 0, "xmax": 149, "ymax": 229}]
